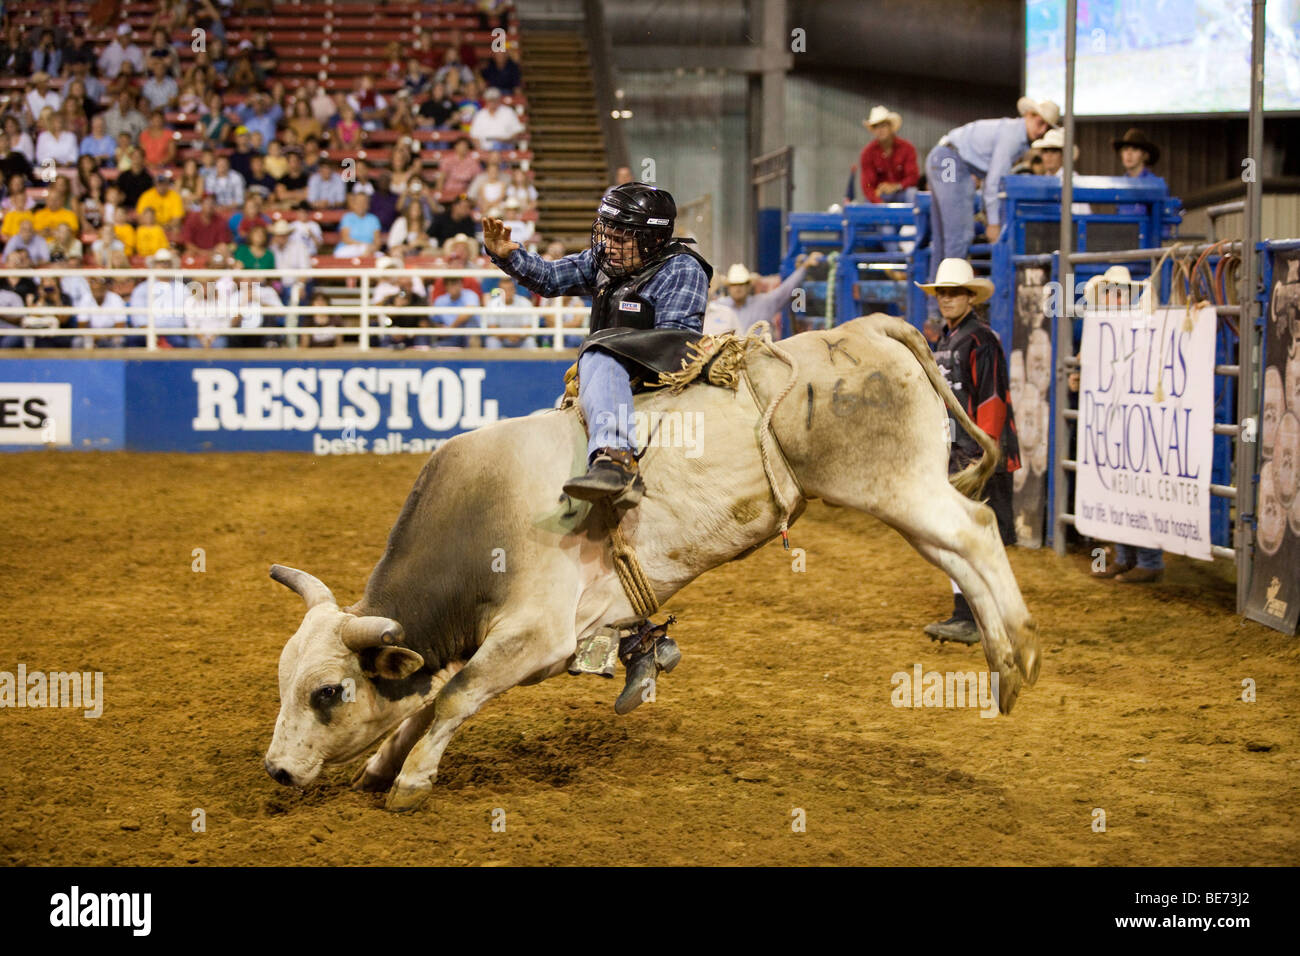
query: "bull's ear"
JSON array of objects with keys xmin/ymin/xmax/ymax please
[{"xmin": 360, "ymin": 646, "xmax": 425, "ymax": 681}]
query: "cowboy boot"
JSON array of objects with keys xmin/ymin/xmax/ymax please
[
  {"xmin": 563, "ymin": 446, "xmax": 645, "ymax": 508},
  {"xmin": 614, "ymin": 624, "xmax": 681, "ymax": 715}
]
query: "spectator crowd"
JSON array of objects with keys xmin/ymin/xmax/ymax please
[{"xmin": 0, "ymin": 0, "xmax": 589, "ymax": 350}]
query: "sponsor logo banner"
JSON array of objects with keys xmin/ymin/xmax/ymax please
[
  {"xmin": 1074, "ymin": 305, "xmax": 1216, "ymax": 559},
  {"xmin": 0, "ymin": 383, "xmax": 71, "ymax": 445}
]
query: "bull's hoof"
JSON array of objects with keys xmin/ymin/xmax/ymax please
[
  {"xmin": 385, "ymin": 782, "xmax": 433, "ymax": 813},
  {"xmin": 997, "ymin": 666, "xmax": 1022, "ymax": 715},
  {"xmin": 351, "ymin": 764, "xmax": 394, "ymax": 793},
  {"xmin": 1016, "ymin": 631, "xmax": 1042, "ymax": 686}
]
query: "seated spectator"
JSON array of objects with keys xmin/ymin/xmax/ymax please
[
  {"xmin": 68, "ymin": 56, "xmax": 106, "ymax": 105},
  {"xmin": 303, "ymin": 290, "xmax": 339, "ymax": 347},
  {"xmin": 264, "ymin": 141, "xmax": 288, "ymax": 180},
  {"xmin": 275, "ymin": 152, "xmax": 310, "ymax": 208},
  {"xmin": 80, "ymin": 171, "xmax": 107, "ymax": 229},
  {"xmin": 1, "ymin": 248, "xmax": 38, "ymax": 303},
  {"xmin": 435, "ymin": 48, "xmax": 474, "ymax": 90},
  {"xmin": 250, "ymin": 28, "xmax": 278, "ymax": 78},
  {"xmin": 417, "ymin": 82, "xmax": 456, "ymax": 130},
  {"xmin": 134, "ymin": 207, "xmax": 170, "ymax": 258},
  {"xmin": 234, "ymin": 223, "xmax": 274, "ymax": 270},
  {"xmin": 25, "ymin": 73, "xmax": 62, "ymax": 126},
  {"xmin": 431, "ymin": 275, "xmax": 482, "ymax": 348},
  {"xmin": 483, "ymin": 277, "xmax": 537, "ymax": 348},
  {"xmin": 431, "ymin": 195, "xmax": 477, "ymax": 246},
  {"xmin": 61, "ymin": 80, "xmax": 97, "ymax": 131},
  {"xmin": 229, "ymin": 127, "xmax": 256, "ymax": 181},
  {"xmin": 468, "ymin": 156, "xmax": 508, "ymax": 209},
  {"xmin": 30, "ymin": 27, "xmax": 65, "ymax": 79},
  {"xmin": 80, "ymin": 114, "xmax": 116, "ymax": 161},
  {"xmin": 48, "ymin": 222, "xmax": 83, "ymax": 263},
  {"xmin": 2, "ymin": 175, "xmax": 34, "ymax": 215},
  {"xmin": 332, "ymin": 105, "xmax": 363, "ymax": 151},
  {"xmin": 34, "ymin": 188, "xmax": 79, "ymax": 238},
  {"xmin": 140, "ymin": 111, "xmax": 178, "ymax": 167},
  {"xmin": 505, "ymin": 167, "xmax": 538, "ymax": 211},
  {"xmin": 238, "ymin": 92, "xmax": 282, "ymax": 148},
  {"xmin": 105, "ymin": 90, "xmax": 147, "ymax": 145},
  {"xmin": 204, "ymin": 154, "xmax": 245, "ymax": 209},
  {"xmin": 334, "ymin": 191, "xmax": 383, "ymax": 258},
  {"xmin": 142, "ymin": 60, "xmax": 179, "ymax": 111},
  {"xmin": 116, "ymin": 147, "xmax": 155, "ymax": 207},
  {"xmin": 76, "ymin": 274, "xmax": 128, "ymax": 349},
  {"xmin": 245, "ymin": 154, "xmax": 277, "ymax": 197},
  {"xmin": 137, "ymin": 170, "xmax": 185, "ymax": 232},
  {"xmin": 269, "ymin": 219, "xmax": 313, "ymax": 304},
  {"xmin": 126, "ymin": 248, "xmax": 190, "ymax": 347},
  {"xmin": 200, "ymin": 91, "xmax": 233, "ymax": 145},
  {"xmin": 347, "ymin": 76, "xmax": 388, "ymax": 132},
  {"xmin": 346, "ymin": 159, "xmax": 376, "ymax": 197},
  {"xmin": 369, "ymin": 174, "xmax": 399, "ymax": 231},
  {"xmin": 387, "ymin": 200, "xmax": 434, "ymax": 257},
  {"xmin": 308, "ymin": 81, "xmax": 336, "ymax": 125},
  {"xmin": 5, "ymin": 218, "xmax": 51, "ymax": 264},
  {"xmin": 99, "ymin": 23, "xmax": 145, "ymax": 80},
  {"xmin": 307, "ymin": 161, "xmax": 345, "ymax": 209},
  {"xmin": 0, "ymin": 23, "xmax": 32, "ymax": 77},
  {"xmin": 388, "ymin": 139, "xmax": 420, "ymax": 194},
  {"xmin": 178, "ymin": 159, "xmax": 204, "ymax": 210},
  {"xmin": 435, "ymin": 138, "xmax": 482, "ymax": 203},
  {"xmin": 494, "ymin": 197, "xmax": 533, "ymax": 244},
  {"xmin": 469, "ymin": 88, "xmax": 524, "ymax": 151},
  {"xmin": 480, "ymin": 48, "xmax": 522, "ymax": 97},
  {"xmin": 431, "ymin": 235, "xmax": 482, "ymax": 297},
  {"xmin": 91, "ymin": 223, "xmax": 127, "ymax": 267},
  {"xmin": 181, "ymin": 192, "xmax": 233, "ymax": 254},
  {"xmin": 0, "ymin": 131, "xmax": 33, "ymax": 184},
  {"xmin": 403, "ymin": 58, "xmax": 429, "ymax": 96},
  {"xmin": 178, "ymin": 82, "xmax": 203, "ymax": 116},
  {"xmin": 286, "ymin": 98, "xmax": 321, "ymax": 143},
  {"xmin": 228, "ymin": 194, "xmax": 270, "ymax": 240},
  {"xmin": 27, "ymin": 274, "xmax": 75, "ymax": 349}
]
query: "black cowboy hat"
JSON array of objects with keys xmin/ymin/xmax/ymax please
[{"xmin": 1112, "ymin": 127, "xmax": 1160, "ymax": 166}]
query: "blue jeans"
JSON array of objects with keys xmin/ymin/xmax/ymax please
[
  {"xmin": 925, "ymin": 144, "xmax": 977, "ymax": 282},
  {"xmin": 578, "ymin": 349, "xmax": 636, "ymax": 460},
  {"xmin": 1116, "ymin": 544, "xmax": 1164, "ymax": 570}
]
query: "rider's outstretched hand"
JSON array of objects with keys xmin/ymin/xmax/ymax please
[{"xmin": 481, "ymin": 217, "xmax": 520, "ymax": 259}]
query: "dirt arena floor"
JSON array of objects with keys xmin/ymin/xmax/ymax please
[{"xmin": 1, "ymin": 450, "xmax": 1297, "ymax": 866}]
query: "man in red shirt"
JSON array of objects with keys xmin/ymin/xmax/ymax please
[
  {"xmin": 858, "ymin": 106, "xmax": 919, "ymax": 204},
  {"xmin": 181, "ymin": 193, "xmax": 233, "ymax": 257}
]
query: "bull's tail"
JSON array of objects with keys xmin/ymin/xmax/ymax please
[{"xmin": 874, "ymin": 316, "xmax": 999, "ymax": 499}]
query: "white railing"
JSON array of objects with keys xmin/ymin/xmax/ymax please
[{"xmin": 0, "ymin": 267, "xmax": 591, "ymax": 350}]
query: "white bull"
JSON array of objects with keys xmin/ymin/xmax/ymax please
[{"xmin": 263, "ymin": 315, "xmax": 1040, "ymax": 811}]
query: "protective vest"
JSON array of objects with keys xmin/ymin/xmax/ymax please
[{"xmin": 588, "ymin": 241, "xmax": 712, "ymax": 334}]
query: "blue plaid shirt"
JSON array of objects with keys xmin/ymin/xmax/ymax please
[{"xmin": 487, "ymin": 246, "xmax": 708, "ymax": 332}]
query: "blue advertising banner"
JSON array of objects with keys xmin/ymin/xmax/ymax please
[
  {"xmin": 2, "ymin": 356, "xmax": 570, "ymax": 453},
  {"xmin": 126, "ymin": 357, "xmax": 571, "ymax": 452},
  {"xmin": 0, "ymin": 358, "xmax": 126, "ymax": 450}
]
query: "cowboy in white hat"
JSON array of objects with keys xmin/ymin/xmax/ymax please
[
  {"xmin": 924, "ymin": 97, "xmax": 1062, "ymax": 296},
  {"xmin": 1031, "ymin": 128, "xmax": 1092, "ymax": 215},
  {"xmin": 916, "ymin": 257, "xmax": 1021, "ymax": 643},
  {"xmin": 708, "ymin": 253, "xmax": 824, "ymax": 336},
  {"xmin": 856, "ymin": 105, "xmax": 918, "ymax": 205}
]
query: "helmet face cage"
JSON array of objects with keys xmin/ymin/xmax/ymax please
[{"xmin": 591, "ymin": 216, "xmax": 670, "ymax": 278}]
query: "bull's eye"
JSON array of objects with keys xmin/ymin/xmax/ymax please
[{"xmin": 310, "ymin": 684, "xmax": 344, "ymax": 709}]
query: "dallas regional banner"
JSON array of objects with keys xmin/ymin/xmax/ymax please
[{"xmin": 1074, "ymin": 304, "xmax": 1217, "ymax": 560}]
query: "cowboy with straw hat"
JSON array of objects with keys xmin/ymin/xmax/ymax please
[
  {"xmin": 857, "ymin": 105, "xmax": 918, "ymax": 204},
  {"xmin": 924, "ymin": 96, "xmax": 1062, "ymax": 290},
  {"xmin": 917, "ymin": 257, "xmax": 1021, "ymax": 644},
  {"xmin": 710, "ymin": 252, "xmax": 824, "ymax": 336}
]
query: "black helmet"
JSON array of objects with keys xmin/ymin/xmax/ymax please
[{"xmin": 591, "ymin": 182, "xmax": 677, "ymax": 277}]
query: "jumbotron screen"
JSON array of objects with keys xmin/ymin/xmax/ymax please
[{"xmin": 1025, "ymin": 0, "xmax": 1300, "ymax": 115}]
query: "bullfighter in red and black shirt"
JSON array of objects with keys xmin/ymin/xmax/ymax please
[{"xmin": 917, "ymin": 257, "xmax": 1020, "ymax": 644}]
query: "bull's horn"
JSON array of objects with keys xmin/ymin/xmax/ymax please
[
  {"xmin": 269, "ymin": 564, "xmax": 337, "ymax": 609},
  {"xmin": 341, "ymin": 616, "xmax": 406, "ymax": 652}
]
